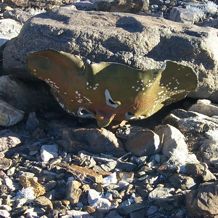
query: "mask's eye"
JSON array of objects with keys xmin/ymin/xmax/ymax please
[
  {"xmin": 125, "ymin": 112, "xmax": 146, "ymax": 120},
  {"xmin": 104, "ymin": 89, "xmax": 121, "ymax": 108},
  {"xmin": 77, "ymin": 107, "xmax": 95, "ymax": 118},
  {"xmin": 125, "ymin": 112, "xmax": 136, "ymax": 120}
]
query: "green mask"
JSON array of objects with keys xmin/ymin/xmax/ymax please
[{"xmin": 27, "ymin": 50, "xmax": 197, "ymax": 127}]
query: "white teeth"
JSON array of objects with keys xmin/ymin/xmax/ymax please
[{"xmin": 104, "ymin": 89, "xmax": 121, "ymax": 109}]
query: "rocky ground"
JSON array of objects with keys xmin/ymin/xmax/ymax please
[{"xmin": 0, "ymin": 0, "xmax": 218, "ymax": 218}]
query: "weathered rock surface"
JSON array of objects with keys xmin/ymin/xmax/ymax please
[
  {"xmin": 123, "ymin": 128, "xmax": 160, "ymax": 156},
  {"xmin": 0, "ymin": 75, "xmax": 58, "ymax": 112},
  {"xmin": 186, "ymin": 181, "xmax": 218, "ymax": 218},
  {"xmin": 0, "ymin": 18, "xmax": 22, "ymax": 46},
  {"xmin": 3, "ymin": 8, "xmax": 218, "ymax": 102},
  {"xmin": 155, "ymin": 124, "xmax": 198, "ymax": 167},
  {"xmin": 57, "ymin": 128, "xmax": 125, "ymax": 156},
  {"xmin": 164, "ymin": 109, "xmax": 218, "ymax": 150},
  {"xmin": 4, "ymin": 0, "xmax": 76, "ymax": 9},
  {"xmin": 189, "ymin": 99, "xmax": 218, "ymax": 117}
]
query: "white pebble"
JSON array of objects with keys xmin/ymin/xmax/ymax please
[{"xmin": 40, "ymin": 144, "xmax": 58, "ymax": 162}]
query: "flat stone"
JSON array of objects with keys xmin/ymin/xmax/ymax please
[
  {"xmin": 155, "ymin": 124, "xmax": 197, "ymax": 167},
  {"xmin": 125, "ymin": 129, "xmax": 160, "ymax": 156},
  {"xmin": 183, "ymin": 163, "xmax": 216, "ymax": 182},
  {"xmin": 40, "ymin": 144, "xmax": 58, "ymax": 162},
  {"xmin": 58, "ymin": 128, "xmax": 124, "ymax": 156},
  {"xmin": 0, "ymin": 158, "xmax": 12, "ymax": 171},
  {"xmin": 189, "ymin": 99, "xmax": 218, "ymax": 117},
  {"xmin": 0, "ymin": 100, "xmax": 24, "ymax": 127},
  {"xmin": 186, "ymin": 181, "xmax": 218, "ymax": 217},
  {"xmin": 169, "ymin": 6, "xmax": 205, "ymax": 24},
  {"xmin": 0, "ymin": 133, "xmax": 21, "ymax": 152},
  {"xmin": 0, "ymin": 210, "xmax": 10, "ymax": 218},
  {"xmin": 0, "ymin": 19, "xmax": 22, "ymax": 47},
  {"xmin": 66, "ymin": 178, "xmax": 82, "ymax": 204},
  {"xmin": 148, "ymin": 185, "xmax": 174, "ymax": 200}
]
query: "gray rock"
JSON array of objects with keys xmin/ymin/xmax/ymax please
[
  {"xmin": 0, "ymin": 132, "xmax": 21, "ymax": 152},
  {"xmin": 0, "ymin": 75, "xmax": 58, "ymax": 113},
  {"xmin": 183, "ymin": 163, "xmax": 216, "ymax": 182},
  {"xmin": 0, "ymin": 18, "xmax": 22, "ymax": 47},
  {"xmin": 3, "ymin": 8, "xmax": 218, "ymax": 102},
  {"xmin": 25, "ymin": 112, "xmax": 39, "ymax": 132},
  {"xmin": 169, "ymin": 173, "xmax": 196, "ymax": 190},
  {"xmin": 88, "ymin": 189, "xmax": 111, "ymax": 209},
  {"xmin": 3, "ymin": 8, "xmax": 45, "ymax": 24},
  {"xmin": 196, "ymin": 128, "xmax": 218, "ymax": 168},
  {"xmin": 148, "ymin": 185, "xmax": 174, "ymax": 199},
  {"xmin": 189, "ymin": 99, "xmax": 218, "ymax": 117},
  {"xmin": 186, "ymin": 181, "xmax": 218, "ymax": 218},
  {"xmin": 40, "ymin": 144, "xmax": 59, "ymax": 162},
  {"xmin": 93, "ymin": 0, "xmax": 147, "ymax": 13},
  {"xmin": 58, "ymin": 128, "xmax": 125, "ymax": 156},
  {"xmin": 155, "ymin": 124, "xmax": 188, "ymax": 158},
  {"xmin": 164, "ymin": 109, "xmax": 218, "ymax": 152},
  {"xmin": 88, "ymin": 189, "xmax": 101, "ymax": 205},
  {"xmin": 66, "ymin": 178, "xmax": 82, "ymax": 204},
  {"xmin": 169, "ymin": 6, "xmax": 205, "ymax": 24},
  {"xmin": 0, "ymin": 210, "xmax": 10, "ymax": 218},
  {"xmin": 0, "ymin": 99, "xmax": 24, "ymax": 127},
  {"xmin": 155, "ymin": 124, "xmax": 199, "ymax": 167},
  {"xmin": 125, "ymin": 129, "xmax": 160, "ymax": 156},
  {"xmin": 202, "ymin": 18, "xmax": 218, "ymax": 28}
]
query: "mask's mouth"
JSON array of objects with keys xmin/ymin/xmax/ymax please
[{"xmin": 95, "ymin": 111, "xmax": 116, "ymax": 128}]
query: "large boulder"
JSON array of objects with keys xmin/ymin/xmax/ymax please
[{"xmin": 3, "ymin": 8, "xmax": 218, "ymax": 102}]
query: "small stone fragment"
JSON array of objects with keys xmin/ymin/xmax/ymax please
[
  {"xmin": 125, "ymin": 129, "xmax": 160, "ymax": 156},
  {"xmin": 66, "ymin": 178, "xmax": 82, "ymax": 204},
  {"xmin": 103, "ymin": 172, "xmax": 117, "ymax": 186},
  {"xmin": 58, "ymin": 128, "xmax": 124, "ymax": 156},
  {"xmin": 186, "ymin": 181, "xmax": 218, "ymax": 218},
  {"xmin": 0, "ymin": 133, "xmax": 21, "ymax": 153},
  {"xmin": 56, "ymin": 162, "xmax": 104, "ymax": 183},
  {"xmin": 88, "ymin": 189, "xmax": 101, "ymax": 205},
  {"xmin": 0, "ymin": 19, "xmax": 22, "ymax": 46},
  {"xmin": 34, "ymin": 196, "xmax": 53, "ymax": 210},
  {"xmin": 25, "ymin": 112, "xmax": 39, "ymax": 132},
  {"xmin": 0, "ymin": 209, "xmax": 10, "ymax": 218},
  {"xmin": 189, "ymin": 99, "xmax": 218, "ymax": 117},
  {"xmin": 19, "ymin": 175, "xmax": 46, "ymax": 197},
  {"xmin": 62, "ymin": 210, "xmax": 93, "ymax": 218},
  {"xmin": 149, "ymin": 185, "xmax": 174, "ymax": 200},
  {"xmin": 40, "ymin": 144, "xmax": 58, "ymax": 163},
  {"xmin": 0, "ymin": 158, "xmax": 12, "ymax": 171},
  {"xmin": 183, "ymin": 163, "xmax": 216, "ymax": 182}
]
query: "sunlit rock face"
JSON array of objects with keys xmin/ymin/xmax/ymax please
[{"xmin": 27, "ymin": 50, "xmax": 197, "ymax": 127}]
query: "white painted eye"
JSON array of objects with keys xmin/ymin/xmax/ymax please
[
  {"xmin": 77, "ymin": 107, "xmax": 95, "ymax": 118},
  {"xmin": 125, "ymin": 112, "xmax": 145, "ymax": 120},
  {"xmin": 104, "ymin": 89, "xmax": 121, "ymax": 108},
  {"xmin": 125, "ymin": 112, "xmax": 137, "ymax": 120}
]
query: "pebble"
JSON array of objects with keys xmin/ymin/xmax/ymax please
[
  {"xmin": 103, "ymin": 172, "xmax": 117, "ymax": 186},
  {"xmin": 147, "ymin": 205, "xmax": 158, "ymax": 216},
  {"xmin": 66, "ymin": 178, "xmax": 82, "ymax": 204},
  {"xmin": 148, "ymin": 185, "xmax": 174, "ymax": 199},
  {"xmin": 88, "ymin": 189, "xmax": 101, "ymax": 205},
  {"xmin": 0, "ymin": 209, "xmax": 10, "ymax": 218},
  {"xmin": 125, "ymin": 129, "xmax": 160, "ymax": 156},
  {"xmin": 40, "ymin": 144, "xmax": 58, "ymax": 162},
  {"xmin": 0, "ymin": 158, "xmax": 12, "ymax": 171}
]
